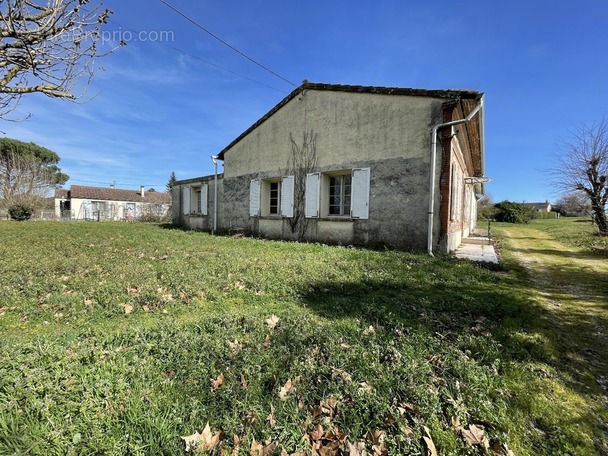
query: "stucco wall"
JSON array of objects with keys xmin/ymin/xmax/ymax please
[
  {"xmin": 220, "ymin": 89, "xmax": 445, "ymax": 250},
  {"xmin": 172, "ymin": 176, "xmax": 223, "ymax": 232}
]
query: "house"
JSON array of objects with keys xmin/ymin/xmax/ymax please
[
  {"xmin": 523, "ymin": 201, "xmax": 552, "ymax": 213},
  {"xmin": 55, "ymin": 185, "xmax": 171, "ymax": 221},
  {"xmin": 172, "ymin": 82, "xmax": 487, "ymax": 253}
]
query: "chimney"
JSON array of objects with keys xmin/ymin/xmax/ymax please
[{"xmin": 140, "ymin": 185, "xmax": 145, "ymax": 198}]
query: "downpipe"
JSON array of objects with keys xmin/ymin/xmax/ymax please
[{"xmin": 427, "ymin": 96, "xmax": 484, "ymax": 256}]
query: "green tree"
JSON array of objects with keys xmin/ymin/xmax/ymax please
[
  {"xmin": 494, "ymin": 201, "xmax": 534, "ymax": 224},
  {"xmin": 166, "ymin": 171, "xmax": 177, "ymax": 193},
  {"xmin": 0, "ymin": 138, "xmax": 69, "ymax": 212}
]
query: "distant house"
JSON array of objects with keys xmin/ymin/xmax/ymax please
[
  {"xmin": 523, "ymin": 201, "xmax": 552, "ymax": 213},
  {"xmin": 172, "ymin": 82, "xmax": 488, "ymax": 253},
  {"xmin": 55, "ymin": 185, "xmax": 171, "ymax": 221}
]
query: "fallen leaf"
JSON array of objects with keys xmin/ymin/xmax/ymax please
[
  {"xmin": 229, "ymin": 339, "xmax": 243, "ymax": 354},
  {"xmin": 279, "ymin": 378, "xmax": 294, "ymax": 400},
  {"xmin": 181, "ymin": 431, "xmax": 201, "ymax": 452},
  {"xmin": 200, "ymin": 422, "xmax": 223, "ymax": 451},
  {"xmin": 241, "ymin": 373, "xmax": 248, "ymax": 389},
  {"xmin": 260, "ymin": 334, "xmax": 271, "ymax": 349},
  {"xmin": 461, "ymin": 424, "xmax": 488, "ymax": 448},
  {"xmin": 123, "ymin": 304, "xmax": 134, "ymax": 315},
  {"xmin": 332, "ymin": 367, "xmax": 352, "ymax": 382},
  {"xmin": 363, "ymin": 325, "xmax": 376, "ymax": 336},
  {"xmin": 348, "ymin": 440, "xmax": 369, "ymax": 456},
  {"xmin": 211, "ymin": 373, "xmax": 225, "ymax": 391},
  {"xmin": 358, "ymin": 381, "xmax": 374, "ymax": 394},
  {"xmin": 266, "ymin": 404, "xmax": 276, "ymax": 428},
  {"xmin": 451, "ymin": 416, "xmax": 462, "ymax": 432},
  {"xmin": 422, "ymin": 426, "xmax": 437, "ymax": 456},
  {"xmin": 266, "ymin": 315, "xmax": 280, "ymax": 329},
  {"xmin": 340, "ymin": 342, "xmax": 352, "ymax": 349},
  {"xmin": 142, "ymin": 305, "xmax": 150, "ymax": 313}
]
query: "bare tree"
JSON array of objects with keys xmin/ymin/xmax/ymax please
[
  {"xmin": 555, "ymin": 191, "xmax": 591, "ymax": 217},
  {"xmin": 549, "ymin": 120, "xmax": 608, "ymax": 235},
  {"xmin": 0, "ymin": 0, "xmax": 118, "ymax": 118},
  {"xmin": 284, "ymin": 130, "xmax": 318, "ymax": 240}
]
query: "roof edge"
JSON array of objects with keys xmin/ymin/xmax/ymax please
[{"xmin": 217, "ymin": 81, "xmax": 483, "ymax": 160}]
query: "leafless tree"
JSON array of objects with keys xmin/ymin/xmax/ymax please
[
  {"xmin": 549, "ymin": 120, "xmax": 608, "ymax": 235},
  {"xmin": 555, "ymin": 191, "xmax": 591, "ymax": 217},
  {"xmin": 0, "ymin": 0, "xmax": 118, "ymax": 119},
  {"xmin": 284, "ymin": 130, "xmax": 318, "ymax": 240}
]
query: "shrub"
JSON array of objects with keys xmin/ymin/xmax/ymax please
[
  {"xmin": 533, "ymin": 211, "xmax": 558, "ymax": 220},
  {"xmin": 494, "ymin": 201, "xmax": 534, "ymax": 224},
  {"xmin": 8, "ymin": 203, "xmax": 34, "ymax": 221}
]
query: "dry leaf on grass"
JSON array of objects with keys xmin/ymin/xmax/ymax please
[
  {"xmin": 422, "ymin": 426, "xmax": 437, "ymax": 456},
  {"xmin": 279, "ymin": 378, "xmax": 295, "ymax": 400},
  {"xmin": 461, "ymin": 424, "xmax": 489, "ymax": 449},
  {"xmin": 358, "ymin": 381, "xmax": 374, "ymax": 394},
  {"xmin": 332, "ymin": 367, "xmax": 352, "ymax": 382},
  {"xmin": 123, "ymin": 304, "xmax": 134, "ymax": 315},
  {"xmin": 266, "ymin": 404, "xmax": 276, "ymax": 428},
  {"xmin": 181, "ymin": 422, "xmax": 223, "ymax": 452},
  {"xmin": 362, "ymin": 325, "xmax": 376, "ymax": 336},
  {"xmin": 211, "ymin": 373, "xmax": 225, "ymax": 391},
  {"xmin": 228, "ymin": 339, "xmax": 243, "ymax": 354},
  {"xmin": 266, "ymin": 315, "xmax": 280, "ymax": 329}
]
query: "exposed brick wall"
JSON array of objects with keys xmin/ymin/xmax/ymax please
[{"xmin": 439, "ymin": 104, "xmax": 456, "ymax": 237}]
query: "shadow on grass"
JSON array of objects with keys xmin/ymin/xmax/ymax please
[{"xmin": 296, "ymin": 257, "xmax": 608, "ymax": 444}]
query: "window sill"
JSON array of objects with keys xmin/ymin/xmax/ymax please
[{"xmin": 318, "ymin": 216, "xmax": 354, "ymax": 222}]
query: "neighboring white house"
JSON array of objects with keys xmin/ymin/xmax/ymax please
[{"xmin": 55, "ymin": 185, "xmax": 171, "ymax": 221}]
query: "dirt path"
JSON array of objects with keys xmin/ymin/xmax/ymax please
[{"xmin": 499, "ymin": 225, "xmax": 608, "ymax": 451}]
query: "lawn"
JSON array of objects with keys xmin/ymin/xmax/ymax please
[{"xmin": 0, "ymin": 221, "xmax": 605, "ymax": 455}]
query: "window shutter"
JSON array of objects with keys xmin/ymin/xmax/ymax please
[
  {"xmin": 250, "ymin": 179, "xmax": 260, "ymax": 217},
  {"xmin": 305, "ymin": 173, "xmax": 320, "ymax": 218},
  {"xmin": 201, "ymin": 183, "xmax": 209, "ymax": 216},
  {"xmin": 351, "ymin": 168, "xmax": 370, "ymax": 219},
  {"xmin": 281, "ymin": 176, "xmax": 295, "ymax": 218},
  {"xmin": 182, "ymin": 186, "xmax": 190, "ymax": 215}
]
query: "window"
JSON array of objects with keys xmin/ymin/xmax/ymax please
[
  {"xmin": 195, "ymin": 188, "xmax": 202, "ymax": 213},
  {"xmin": 250, "ymin": 177, "xmax": 294, "ymax": 218},
  {"xmin": 329, "ymin": 174, "xmax": 352, "ymax": 215},
  {"xmin": 269, "ymin": 181, "xmax": 280, "ymax": 215},
  {"xmin": 305, "ymin": 168, "xmax": 370, "ymax": 219},
  {"xmin": 182, "ymin": 184, "xmax": 208, "ymax": 215}
]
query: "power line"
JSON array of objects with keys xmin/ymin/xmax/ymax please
[
  {"xmin": 106, "ymin": 19, "xmax": 289, "ymax": 94},
  {"xmin": 159, "ymin": 0, "xmax": 297, "ymax": 88},
  {"xmin": 166, "ymin": 45, "xmax": 289, "ymax": 94}
]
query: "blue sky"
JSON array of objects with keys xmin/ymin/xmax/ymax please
[{"xmin": 2, "ymin": 0, "xmax": 608, "ymax": 203}]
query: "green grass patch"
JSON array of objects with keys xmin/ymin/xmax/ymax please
[{"xmin": 0, "ymin": 221, "xmax": 605, "ymax": 454}]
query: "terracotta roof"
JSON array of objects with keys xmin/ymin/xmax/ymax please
[
  {"xmin": 56, "ymin": 185, "xmax": 171, "ymax": 204},
  {"xmin": 217, "ymin": 81, "xmax": 483, "ymax": 160}
]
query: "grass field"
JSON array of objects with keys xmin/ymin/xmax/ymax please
[{"xmin": 0, "ymin": 220, "xmax": 606, "ymax": 455}]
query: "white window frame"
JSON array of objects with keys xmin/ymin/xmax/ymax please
[{"xmin": 306, "ymin": 168, "xmax": 370, "ymax": 220}]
